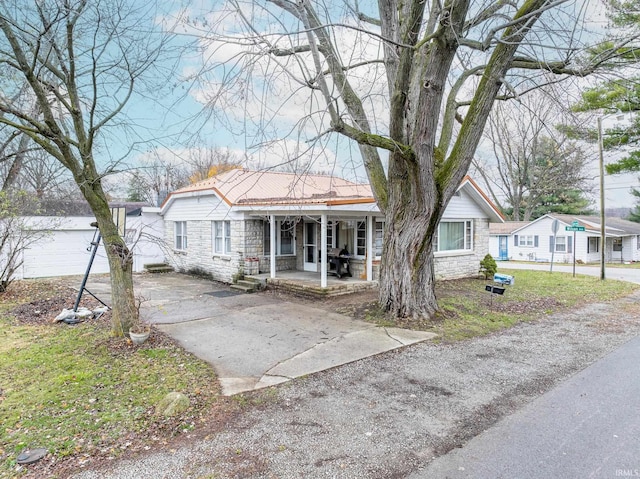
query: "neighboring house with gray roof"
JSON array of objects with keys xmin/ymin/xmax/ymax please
[
  {"xmin": 160, "ymin": 168, "xmax": 504, "ymax": 285},
  {"xmin": 489, "ymin": 213, "xmax": 640, "ymax": 264}
]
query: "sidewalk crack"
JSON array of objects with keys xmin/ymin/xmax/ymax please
[{"xmin": 383, "ymin": 327, "xmax": 404, "ymax": 346}]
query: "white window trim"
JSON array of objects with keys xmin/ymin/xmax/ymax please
[
  {"xmin": 518, "ymin": 235, "xmax": 535, "ymax": 247},
  {"xmin": 554, "ymin": 236, "xmax": 567, "ymax": 253},
  {"xmin": 212, "ymin": 220, "xmax": 232, "ymax": 256},
  {"xmin": 434, "ymin": 219, "xmax": 473, "ymax": 254},
  {"xmin": 174, "ymin": 221, "xmax": 187, "ymax": 251},
  {"xmin": 263, "ymin": 220, "xmax": 297, "ymax": 256},
  {"xmin": 374, "ymin": 219, "xmax": 384, "ymax": 259}
]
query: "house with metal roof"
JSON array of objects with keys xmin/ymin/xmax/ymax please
[
  {"xmin": 489, "ymin": 213, "xmax": 640, "ymax": 264},
  {"xmin": 160, "ymin": 168, "xmax": 504, "ymax": 287}
]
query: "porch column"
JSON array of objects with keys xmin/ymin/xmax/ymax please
[
  {"xmin": 270, "ymin": 214, "xmax": 276, "ymax": 279},
  {"xmin": 321, "ymin": 214, "xmax": 328, "ymax": 288},
  {"xmin": 366, "ymin": 215, "xmax": 373, "ymax": 281}
]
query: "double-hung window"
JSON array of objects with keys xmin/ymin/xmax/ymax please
[
  {"xmin": 175, "ymin": 221, "xmax": 187, "ymax": 250},
  {"xmin": 435, "ymin": 220, "xmax": 473, "ymax": 252},
  {"xmin": 374, "ymin": 220, "xmax": 384, "ymax": 257},
  {"xmin": 549, "ymin": 235, "xmax": 572, "ymax": 253},
  {"xmin": 263, "ymin": 220, "xmax": 296, "ymax": 255},
  {"xmin": 518, "ymin": 235, "xmax": 535, "ymax": 247},
  {"xmin": 213, "ymin": 220, "xmax": 231, "ymax": 255}
]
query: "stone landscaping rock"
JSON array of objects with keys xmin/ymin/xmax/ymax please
[{"xmin": 156, "ymin": 391, "xmax": 190, "ymax": 417}]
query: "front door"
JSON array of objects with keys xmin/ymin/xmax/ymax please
[
  {"xmin": 303, "ymin": 221, "xmax": 317, "ymax": 272},
  {"xmin": 498, "ymin": 235, "xmax": 508, "ymax": 260}
]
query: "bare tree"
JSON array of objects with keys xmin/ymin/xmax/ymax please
[
  {"xmin": 184, "ymin": 1, "xmax": 631, "ymax": 320},
  {"xmin": 184, "ymin": 1, "xmax": 635, "ymax": 320},
  {"xmin": 185, "ymin": 146, "xmax": 241, "ymax": 183},
  {"xmin": 473, "ymin": 95, "xmax": 593, "ymax": 221},
  {"xmin": 126, "ymin": 150, "xmax": 190, "ymax": 205},
  {"xmin": 0, "ymin": 0, "xmax": 173, "ymax": 336}
]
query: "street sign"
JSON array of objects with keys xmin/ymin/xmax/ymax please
[
  {"xmin": 572, "ymin": 220, "xmax": 579, "ymax": 227},
  {"xmin": 551, "ymin": 219, "xmax": 559, "ymax": 234},
  {"xmin": 565, "ymin": 226, "xmax": 585, "ymax": 231}
]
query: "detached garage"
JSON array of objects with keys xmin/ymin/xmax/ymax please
[
  {"xmin": 21, "ymin": 217, "xmax": 110, "ymax": 278},
  {"xmin": 16, "ymin": 207, "xmax": 166, "ymax": 279}
]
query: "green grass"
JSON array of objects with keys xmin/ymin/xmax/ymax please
[
  {"xmin": 0, "ymin": 315, "xmax": 222, "ymax": 476},
  {"xmin": 364, "ymin": 269, "xmax": 640, "ymax": 342},
  {"xmin": 434, "ymin": 268, "xmax": 640, "ymax": 341},
  {"xmin": 496, "ymin": 268, "xmax": 638, "ymax": 303}
]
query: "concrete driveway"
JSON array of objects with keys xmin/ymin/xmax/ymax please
[{"xmin": 82, "ymin": 273, "xmax": 435, "ymax": 395}]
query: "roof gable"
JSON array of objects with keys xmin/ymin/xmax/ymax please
[
  {"xmin": 457, "ymin": 176, "xmax": 504, "ymax": 223},
  {"xmin": 508, "ymin": 213, "xmax": 640, "ymax": 236}
]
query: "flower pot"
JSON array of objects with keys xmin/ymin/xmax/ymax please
[{"xmin": 129, "ymin": 330, "xmax": 150, "ymax": 345}]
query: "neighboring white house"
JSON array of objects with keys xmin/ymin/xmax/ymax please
[
  {"xmin": 160, "ymin": 169, "xmax": 504, "ymax": 285},
  {"xmin": 13, "ymin": 207, "xmax": 165, "ymax": 279},
  {"xmin": 489, "ymin": 213, "xmax": 640, "ymax": 264}
]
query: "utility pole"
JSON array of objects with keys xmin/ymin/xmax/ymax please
[{"xmin": 598, "ymin": 116, "xmax": 606, "ymax": 281}]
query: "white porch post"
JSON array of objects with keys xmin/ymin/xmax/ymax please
[
  {"xmin": 366, "ymin": 215, "xmax": 373, "ymax": 281},
  {"xmin": 270, "ymin": 214, "xmax": 276, "ymax": 279},
  {"xmin": 321, "ymin": 214, "xmax": 328, "ymax": 288}
]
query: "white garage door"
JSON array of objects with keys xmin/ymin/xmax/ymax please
[{"xmin": 22, "ymin": 230, "xmax": 111, "ymax": 278}]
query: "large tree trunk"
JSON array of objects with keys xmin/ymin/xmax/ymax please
[
  {"xmin": 379, "ymin": 152, "xmax": 442, "ymax": 319},
  {"xmin": 77, "ymin": 169, "xmax": 136, "ymax": 337},
  {"xmin": 379, "ymin": 214, "xmax": 438, "ymax": 319}
]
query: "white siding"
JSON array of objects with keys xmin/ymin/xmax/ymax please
[
  {"xmin": 22, "ymin": 229, "xmax": 110, "ymax": 278},
  {"xmin": 505, "ymin": 216, "xmax": 623, "ymax": 264},
  {"xmin": 489, "ymin": 235, "xmax": 501, "ymax": 259},
  {"xmin": 15, "ymin": 212, "xmax": 166, "ymax": 280},
  {"xmin": 509, "ymin": 217, "xmax": 574, "ymax": 263},
  {"xmin": 163, "ymin": 194, "xmax": 239, "ymax": 221},
  {"xmin": 130, "ymin": 210, "xmax": 166, "ymax": 272},
  {"xmin": 160, "ymin": 184, "xmax": 495, "ymax": 282},
  {"xmin": 442, "ymin": 189, "xmax": 485, "ymax": 219}
]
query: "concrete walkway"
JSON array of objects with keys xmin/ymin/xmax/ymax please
[{"xmin": 81, "ymin": 273, "xmax": 436, "ymax": 395}]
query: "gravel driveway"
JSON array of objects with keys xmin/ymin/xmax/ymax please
[{"xmin": 70, "ymin": 291, "xmax": 640, "ymax": 479}]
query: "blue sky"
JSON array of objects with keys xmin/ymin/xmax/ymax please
[{"xmin": 105, "ymin": 0, "xmax": 638, "ymax": 210}]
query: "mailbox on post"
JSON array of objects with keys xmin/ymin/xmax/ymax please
[{"xmin": 493, "ymin": 273, "xmax": 515, "ymax": 286}]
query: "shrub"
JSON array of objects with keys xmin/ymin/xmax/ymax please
[{"xmin": 479, "ymin": 254, "xmax": 497, "ymax": 280}]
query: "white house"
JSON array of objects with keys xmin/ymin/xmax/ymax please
[
  {"xmin": 160, "ymin": 169, "xmax": 504, "ymax": 286},
  {"xmin": 489, "ymin": 213, "xmax": 640, "ymax": 264}
]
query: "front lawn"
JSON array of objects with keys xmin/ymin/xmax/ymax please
[
  {"xmin": 349, "ymin": 269, "xmax": 640, "ymax": 341},
  {"xmin": 0, "ymin": 280, "xmax": 228, "ymax": 478},
  {"xmin": 2, "ymin": 271, "xmax": 639, "ymax": 477}
]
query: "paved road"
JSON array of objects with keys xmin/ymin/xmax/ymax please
[
  {"xmin": 499, "ymin": 261, "xmax": 640, "ymax": 284},
  {"xmin": 409, "ymin": 335, "xmax": 640, "ymax": 479}
]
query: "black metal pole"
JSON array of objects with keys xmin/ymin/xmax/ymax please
[
  {"xmin": 573, "ymin": 231, "xmax": 576, "ymax": 278},
  {"xmin": 73, "ymin": 232, "xmax": 101, "ymax": 312}
]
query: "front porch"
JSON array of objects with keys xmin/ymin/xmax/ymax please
[{"xmin": 248, "ymin": 270, "xmax": 377, "ymax": 298}]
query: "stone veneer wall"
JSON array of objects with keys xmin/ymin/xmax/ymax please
[
  {"xmin": 165, "ymin": 219, "xmax": 245, "ymax": 283},
  {"xmin": 165, "ymin": 217, "xmax": 489, "ymax": 284},
  {"xmin": 433, "ymin": 218, "xmax": 489, "ymax": 280}
]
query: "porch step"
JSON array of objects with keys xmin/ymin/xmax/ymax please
[
  {"xmin": 144, "ymin": 263, "xmax": 174, "ymax": 273},
  {"xmin": 230, "ymin": 278, "xmax": 262, "ymax": 293}
]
